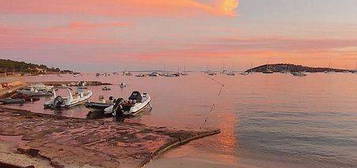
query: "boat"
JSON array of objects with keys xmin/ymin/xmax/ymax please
[
  {"xmin": 135, "ymin": 74, "xmax": 146, "ymax": 77},
  {"xmin": 291, "ymin": 71, "xmax": 307, "ymax": 77},
  {"xmin": 104, "ymin": 91, "xmax": 151, "ymax": 117},
  {"xmin": 17, "ymin": 84, "xmax": 53, "ymax": 97},
  {"xmin": 226, "ymin": 71, "xmax": 235, "ymax": 76},
  {"xmin": 240, "ymin": 72, "xmax": 249, "ymax": 75},
  {"xmin": 102, "ymin": 86, "xmax": 111, "ymax": 91},
  {"xmin": 163, "ymin": 73, "xmax": 179, "ymax": 77},
  {"xmin": 85, "ymin": 102, "xmax": 113, "ymax": 111},
  {"xmin": 207, "ymin": 71, "xmax": 216, "ymax": 76},
  {"xmin": 0, "ymin": 98, "xmax": 25, "ymax": 105},
  {"xmin": 44, "ymin": 87, "xmax": 93, "ymax": 109},
  {"xmin": 85, "ymin": 94, "xmax": 114, "ymax": 112},
  {"xmin": 148, "ymin": 72, "xmax": 159, "ymax": 77},
  {"xmin": 11, "ymin": 93, "xmax": 40, "ymax": 102},
  {"xmin": 122, "ymin": 71, "xmax": 132, "ymax": 76},
  {"xmin": 119, "ymin": 83, "xmax": 127, "ymax": 88},
  {"xmin": 180, "ymin": 72, "xmax": 188, "ymax": 76},
  {"xmin": 73, "ymin": 73, "xmax": 81, "ymax": 77}
]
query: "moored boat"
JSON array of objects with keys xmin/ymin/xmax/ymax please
[
  {"xmin": 44, "ymin": 87, "xmax": 93, "ymax": 109},
  {"xmin": 17, "ymin": 84, "xmax": 53, "ymax": 96},
  {"xmin": 104, "ymin": 91, "xmax": 151, "ymax": 118},
  {"xmin": 291, "ymin": 71, "xmax": 307, "ymax": 77},
  {"xmin": 0, "ymin": 98, "xmax": 25, "ymax": 105},
  {"xmin": 102, "ymin": 86, "xmax": 111, "ymax": 91}
]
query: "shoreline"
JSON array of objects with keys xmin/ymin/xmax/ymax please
[{"xmin": 0, "ymin": 106, "xmax": 220, "ymax": 168}]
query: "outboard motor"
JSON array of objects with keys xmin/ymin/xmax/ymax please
[
  {"xmin": 53, "ymin": 96, "xmax": 64, "ymax": 109},
  {"xmin": 113, "ymin": 98, "xmax": 125, "ymax": 122}
]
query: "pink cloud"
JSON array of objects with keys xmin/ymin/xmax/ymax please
[
  {"xmin": 46, "ymin": 21, "xmax": 131, "ymax": 32},
  {"xmin": 0, "ymin": 0, "xmax": 239, "ymax": 17}
]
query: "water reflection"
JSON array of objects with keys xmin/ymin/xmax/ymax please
[{"xmin": 2, "ymin": 73, "xmax": 357, "ymax": 168}]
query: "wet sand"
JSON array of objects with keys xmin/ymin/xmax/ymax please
[{"xmin": 0, "ymin": 107, "xmax": 220, "ymax": 168}]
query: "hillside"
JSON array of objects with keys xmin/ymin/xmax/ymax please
[
  {"xmin": 0, "ymin": 59, "xmax": 72, "ymax": 74},
  {"xmin": 246, "ymin": 64, "xmax": 355, "ymax": 73}
]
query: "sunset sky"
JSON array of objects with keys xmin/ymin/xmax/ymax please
[{"xmin": 1, "ymin": 0, "xmax": 357, "ymax": 71}]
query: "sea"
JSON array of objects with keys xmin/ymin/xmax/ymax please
[{"xmin": 1, "ymin": 72, "xmax": 357, "ymax": 168}]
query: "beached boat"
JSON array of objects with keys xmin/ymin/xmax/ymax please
[
  {"xmin": 17, "ymin": 84, "xmax": 53, "ymax": 96},
  {"xmin": 104, "ymin": 91, "xmax": 151, "ymax": 117},
  {"xmin": 0, "ymin": 98, "xmax": 25, "ymax": 105},
  {"xmin": 44, "ymin": 87, "xmax": 93, "ymax": 109},
  {"xmin": 11, "ymin": 93, "xmax": 40, "ymax": 102}
]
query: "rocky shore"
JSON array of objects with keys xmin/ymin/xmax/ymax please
[{"xmin": 0, "ymin": 107, "xmax": 220, "ymax": 168}]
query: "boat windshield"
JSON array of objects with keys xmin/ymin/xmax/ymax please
[{"xmin": 128, "ymin": 91, "xmax": 142, "ymax": 103}]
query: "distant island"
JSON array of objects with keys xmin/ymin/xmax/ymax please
[
  {"xmin": 246, "ymin": 64, "xmax": 356, "ymax": 73},
  {"xmin": 0, "ymin": 59, "xmax": 73, "ymax": 76}
]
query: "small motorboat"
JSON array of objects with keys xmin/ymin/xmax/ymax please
[
  {"xmin": 104, "ymin": 91, "xmax": 151, "ymax": 118},
  {"xmin": 85, "ymin": 102, "xmax": 113, "ymax": 111},
  {"xmin": 85, "ymin": 96, "xmax": 114, "ymax": 111},
  {"xmin": 240, "ymin": 72, "xmax": 249, "ymax": 76},
  {"xmin": 226, "ymin": 71, "xmax": 235, "ymax": 76},
  {"xmin": 135, "ymin": 74, "xmax": 146, "ymax": 77},
  {"xmin": 17, "ymin": 84, "xmax": 53, "ymax": 97},
  {"xmin": 11, "ymin": 93, "xmax": 40, "ymax": 102},
  {"xmin": 122, "ymin": 71, "xmax": 132, "ymax": 76},
  {"xmin": 0, "ymin": 98, "xmax": 25, "ymax": 105},
  {"xmin": 207, "ymin": 71, "xmax": 216, "ymax": 76},
  {"xmin": 102, "ymin": 86, "xmax": 111, "ymax": 91},
  {"xmin": 119, "ymin": 83, "xmax": 127, "ymax": 88},
  {"xmin": 148, "ymin": 72, "xmax": 159, "ymax": 77},
  {"xmin": 44, "ymin": 87, "xmax": 93, "ymax": 109},
  {"xmin": 291, "ymin": 71, "xmax": 307, "ymax": 77}
]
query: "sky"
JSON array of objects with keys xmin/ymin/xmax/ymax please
[{"xmin": 1, "ymin": 0, "xmax": 357, "ymax": 72}]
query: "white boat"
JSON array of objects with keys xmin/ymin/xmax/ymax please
[
  {"xmin": 17, "ymin": 84, "xmax": 53, "ymax": 96},
  {"xmin": 226, "ymin": 71, "xmax": 235, "ymax": 76},
  {"xmin": 44, "ymin": 87, "xmax": 93, "ymax": 109},
  {"xmin": 102, "ymin": 86, "xmax": 111, "ymax": 91},
  {"xmin": 119, "ymin": 83, "xmax": 127, "ymax": 88},
  {"xmin": 148, "ymin": 72, "xmax": 159, "ymax": 77},
  {"xmin": 104, "ymin": 91, "xmax": 151, "ymax": 117},
  {"xmin": 291, "ymin": 71, "xmax": 307, "ymax": 77},
  {"xmin": 240, "ymin": 72, "xmax": 249, "ymax": 76},
  {"xmin": 207, "ymin": 71, "xmax": 216, "ymax": 76}
]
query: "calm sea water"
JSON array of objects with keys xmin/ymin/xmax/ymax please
[{"xmin": 2, "ymin": 73, "xmax": 357, "ymax": 168}]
